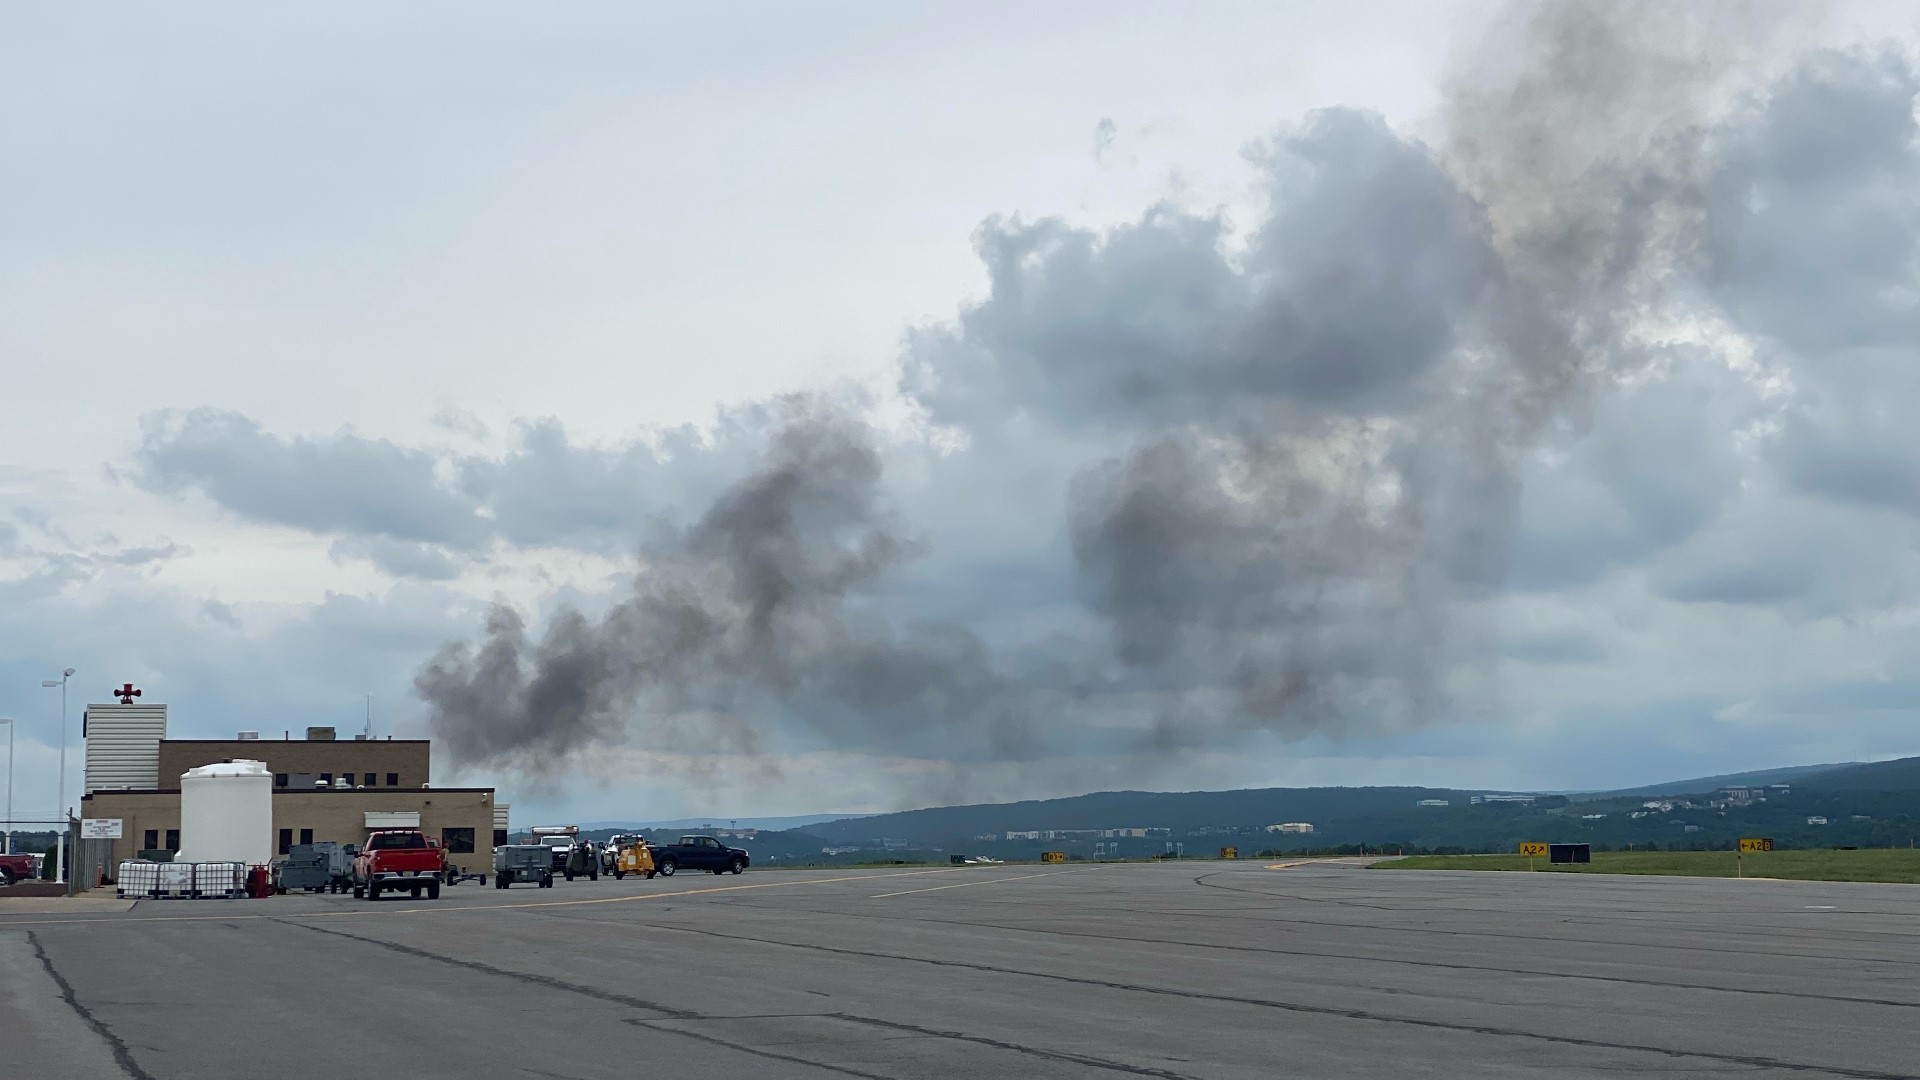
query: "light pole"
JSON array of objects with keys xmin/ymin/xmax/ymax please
[
  {"xmin": 0, "ymin": 718, "xmax": 12, "ymax": 855},
  {"xmin": 41, "ymin": 668, "xmax": 74, "ymax": 883}
]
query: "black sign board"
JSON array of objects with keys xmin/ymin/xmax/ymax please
[{"xmin": 1548, "ymin": 843, "xmax": 1591, "ymax": 864}]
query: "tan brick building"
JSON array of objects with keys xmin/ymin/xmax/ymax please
[
  {"xmin": 82, "ymin": 786, "xmax": 498, "ymax": 879},
  {"xmin": 159, "ymin": 738, "xmax": 430, "ymax": 791},
  {"xmin": 81, "ymin": 717, "xmax": 502, "ymax": 880}
]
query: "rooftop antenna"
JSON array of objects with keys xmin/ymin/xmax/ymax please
[{"xmin": 363, "ymin": 693, "xmax": 374, "ymax": 740}]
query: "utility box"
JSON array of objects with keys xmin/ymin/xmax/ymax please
[{"xmin": 1548, "ymin": 843, "xmax": 1591, "ymax": 864}]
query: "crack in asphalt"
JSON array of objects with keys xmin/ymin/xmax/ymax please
[
  {"xmin": 622, "ymin": 1018, "xmax": 898, "ymax": 1079},
  {"xmin": 277, "ymin": 918, "xmax": 703, "ymax": 1019},
  {"xmin": 605, "ymin": 920, "xmax": 1919, "ymax": 1080},
  {"xmin": 619, "ymin": 894, "xmax": 1920, "ymax": 1011},
  {"xmin": 282, "ymin": 917, "xmax": 1195, "ymax": 1079},
  {"xmin": 27, "ymin": 931, "xmax": 157, "ymax": 1080},
  {"xmin": 827, "ymin": 1013, "xmax": 1202, "ymax": 1079}
]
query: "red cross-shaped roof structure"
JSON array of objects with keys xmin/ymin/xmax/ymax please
[{"xmin": 113, "ymin": 683, "xmax": 141, "ymax": 705}]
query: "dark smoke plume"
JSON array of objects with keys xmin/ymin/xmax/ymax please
[{"xmin": 420, "ymin": 1, "xmax": 1802, "ymax": 788}]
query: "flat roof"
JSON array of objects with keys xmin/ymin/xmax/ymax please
[
  {"xmin": 158, "ymin": 734, "xmax": 432, "ymax": 745},
  {"xmin": 84, "ymin": 787, "xmax": 494, "ymax": 797}
]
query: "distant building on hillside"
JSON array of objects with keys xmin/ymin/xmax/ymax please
[
  {"xmin": 1807, "ymin": 816, "xmax": 1829, "ymax": 826},
  {"xmin": 1267, "ymin": 822, "xmax": 1314, "ymax": 834},
  {"xmin": 1417, "ymin": 799, "xmax": 1449, "ymax": 807},
  {"xmin": 1721, "ymin": 787, "xmax": 1764, "ymax": 806},
  {"xmin": 1469, "ymin": 794, "xmax": 1535, "ymax": 806}
]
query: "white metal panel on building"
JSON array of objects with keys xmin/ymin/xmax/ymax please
[
  {"xmin": 493, "ymin": 804, "xmax": 510, "ymax": 832},
  {"xmin": 365, "ymin": 811, "xmax": 421, "ymax": 829},
  {"xmin": 83, "ymin": 703, "xmax": 168, "ymax": 794}
]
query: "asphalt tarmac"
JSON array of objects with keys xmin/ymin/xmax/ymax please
[{"xmin": 3, "ymin": 859, "xmax": 1917, "ymax": 1079}]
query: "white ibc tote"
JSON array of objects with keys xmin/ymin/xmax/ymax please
[{"xmin": 175, "ymin": 759, "xmax": 272, "ymax": 866}]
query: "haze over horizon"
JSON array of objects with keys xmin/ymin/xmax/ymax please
[{"xmin": 7, "ymin": 2, "xmax": 1920, "ymax": 825}]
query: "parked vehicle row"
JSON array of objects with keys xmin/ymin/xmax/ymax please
[{"xmin": 270, "ymin": 830, "xmax": 751, "ymax": 900}]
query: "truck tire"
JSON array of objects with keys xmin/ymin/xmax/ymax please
[
  {"xmin": 589, "ymin": 870, "xmax": 598, "ymax": 881},
  {"xmin": 427, "ymin": 882, "xmax": 440, "ymax": 900},
  {"xmin": 366, "ymin": 883, "xmax": 381, "ymax": 901},
  {"xmin": 730, "ymin": 858, "xmax": 746, "ymax": 875},
  {"xmin": 353, "ymin": 884, "xmax": 365, "ymax": 899},
  {"xmin": 646, "ymin": 870, "xmax": 656, "ymax": 879},
  {"xmin": 657, "ymin": 858, "xmax": 676, "ymax": 877},
  {"xmin": 613, "ymin": 870, "xmax": 624, "ymax": 880},
  {"xmin": 540, "ymin": 874, "xmax": 553, "ymax": 888},
  {"xmin": 564, "ymin": 870, "xmax": 574, "ymax": 881},
  {"xmin": 1, "ymin": 867, "xmax": 16, "ymax": 887}
]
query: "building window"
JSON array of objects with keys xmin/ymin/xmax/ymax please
[
  {"xmin": 278, "ymin": 829, "xmax": 293, "ymax": 855},
  {"xmin": 144, "ymin": 829, "xmax": 159, "ymax": 850},
  {"xmin": 275, "ymin": 774, "xmax": 288, "ymax": 788},
  {"xmin": 165, "ymin": 829, "xmax": 179, "ymax": 851},
  {"xmin": 299, "ymin": 828, "xmax": 314, "ymax": 846},
  {"xmin": 386, "ymin": 773, "xmax": 399, "ymax": 787},
  {"xmin": 493, "ymin": 829, "xmax": 508, "ymax": 848},
  {"xmin": 363, "ymin": 773, "xmax": 376, "ymax": 787},
  {"xmin": 441, "ymin": 828, "xmax": 475, "ymax": 854},
  {"xmin": 320, "ymin": 773, "xmax": 333, "ymax": 785}
]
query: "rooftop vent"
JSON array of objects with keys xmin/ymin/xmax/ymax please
[
  {"xmin": 237, "ymin": 731, "xmax": 260, "ymax": 741},
  {"xmin": 306, "ymin": 726, "xmax": 336, "ymax": 742}
]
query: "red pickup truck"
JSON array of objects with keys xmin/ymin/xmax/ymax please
[
  {"xmin": 0, "ymin": 852, "xmax": 38, "ymax": 887},
  {"xmin": 352, "ymin": 830, "xmax": 445, "ymax": 901}
]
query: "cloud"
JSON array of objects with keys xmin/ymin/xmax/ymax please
[
  {"xmin": 131, "ymin": 403, "xmax": 801, "ymax": 561},
  {"xmin": 66, "ymin": 6, "xmax": 1920, "ymax": 814},
  {"xmin": 329, "ymin": 536, "xmax": 463, "ymax": 581},
  {"xmin": 904, "ymin": 110, "xmax": 1492, "ymax": 432},
  {"xmin": 1705, "ymin": 50, "xmax": 1920, "ymax": 357},
  {"xmin": 1092, "ymin": 117, "xmax": 1117, "ymax": 165},
  {"xmin": 1506, "ymin": 354, "xmax": 1764, "ymax": 591},
  {"xmin": 133, "ymin": 408, "xmax": 490, "ymax": 548},
  {"xmin": 411, "ymin": 2, "xmax": 1839, "ymax": 792},
  {"xmin": 457, "ymin": 407, "xmax": 780, "ymax": 554}
]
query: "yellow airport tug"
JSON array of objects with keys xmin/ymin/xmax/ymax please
[{"xmin": 613, "ymin": 837, "xmax": 657, "ymax": 880}]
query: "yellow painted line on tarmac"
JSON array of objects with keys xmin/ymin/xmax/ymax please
[
  {"xmin": 869, "ymin": 865, "xmax": 1108, "ymax": 898},
  {"xmin": 0, "ymin": 867, "xmax": 979, "ymax": 928},
  {"xmin": 1264, "ymin": 862, "xmax": 1303, "ymax": 870}
]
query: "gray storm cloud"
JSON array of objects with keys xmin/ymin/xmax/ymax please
[{"xmin": 414, "ymin": 1, "xmax": 1876, "ymax": 784}]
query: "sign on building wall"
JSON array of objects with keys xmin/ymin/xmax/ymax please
[{"xmin": 80, "ymin": 818, "xmax": 123, "ymax": 839}]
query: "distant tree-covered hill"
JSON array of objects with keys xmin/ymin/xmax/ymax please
[
  {"xmin": 1569, "ymin": 762, "xmax": 1859, "ymax": 801},
  {"xmin": 1796, "ymin": 757, "xmax": 1920, "ymax": 792},
  {"xmin": 789, "ymin": 757, "xmax": 1920, "ymax": 855},
  {"xmin": 800, "ymin": 786, "xmax": 1515, "ymax": 845}
]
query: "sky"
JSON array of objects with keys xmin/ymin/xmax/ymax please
[{"xmin": 4, "ymin": 2, "xmax": 1920, "ymax": 827}]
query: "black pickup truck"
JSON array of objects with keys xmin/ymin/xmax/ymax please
[{"xmin": 648, "ymin": 835, "xmax": 750, "ymax": 876}]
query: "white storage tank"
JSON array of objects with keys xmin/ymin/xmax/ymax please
[{"xmin": 175, "ymin": 759, "xmax": 272, "ymax": 865}]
